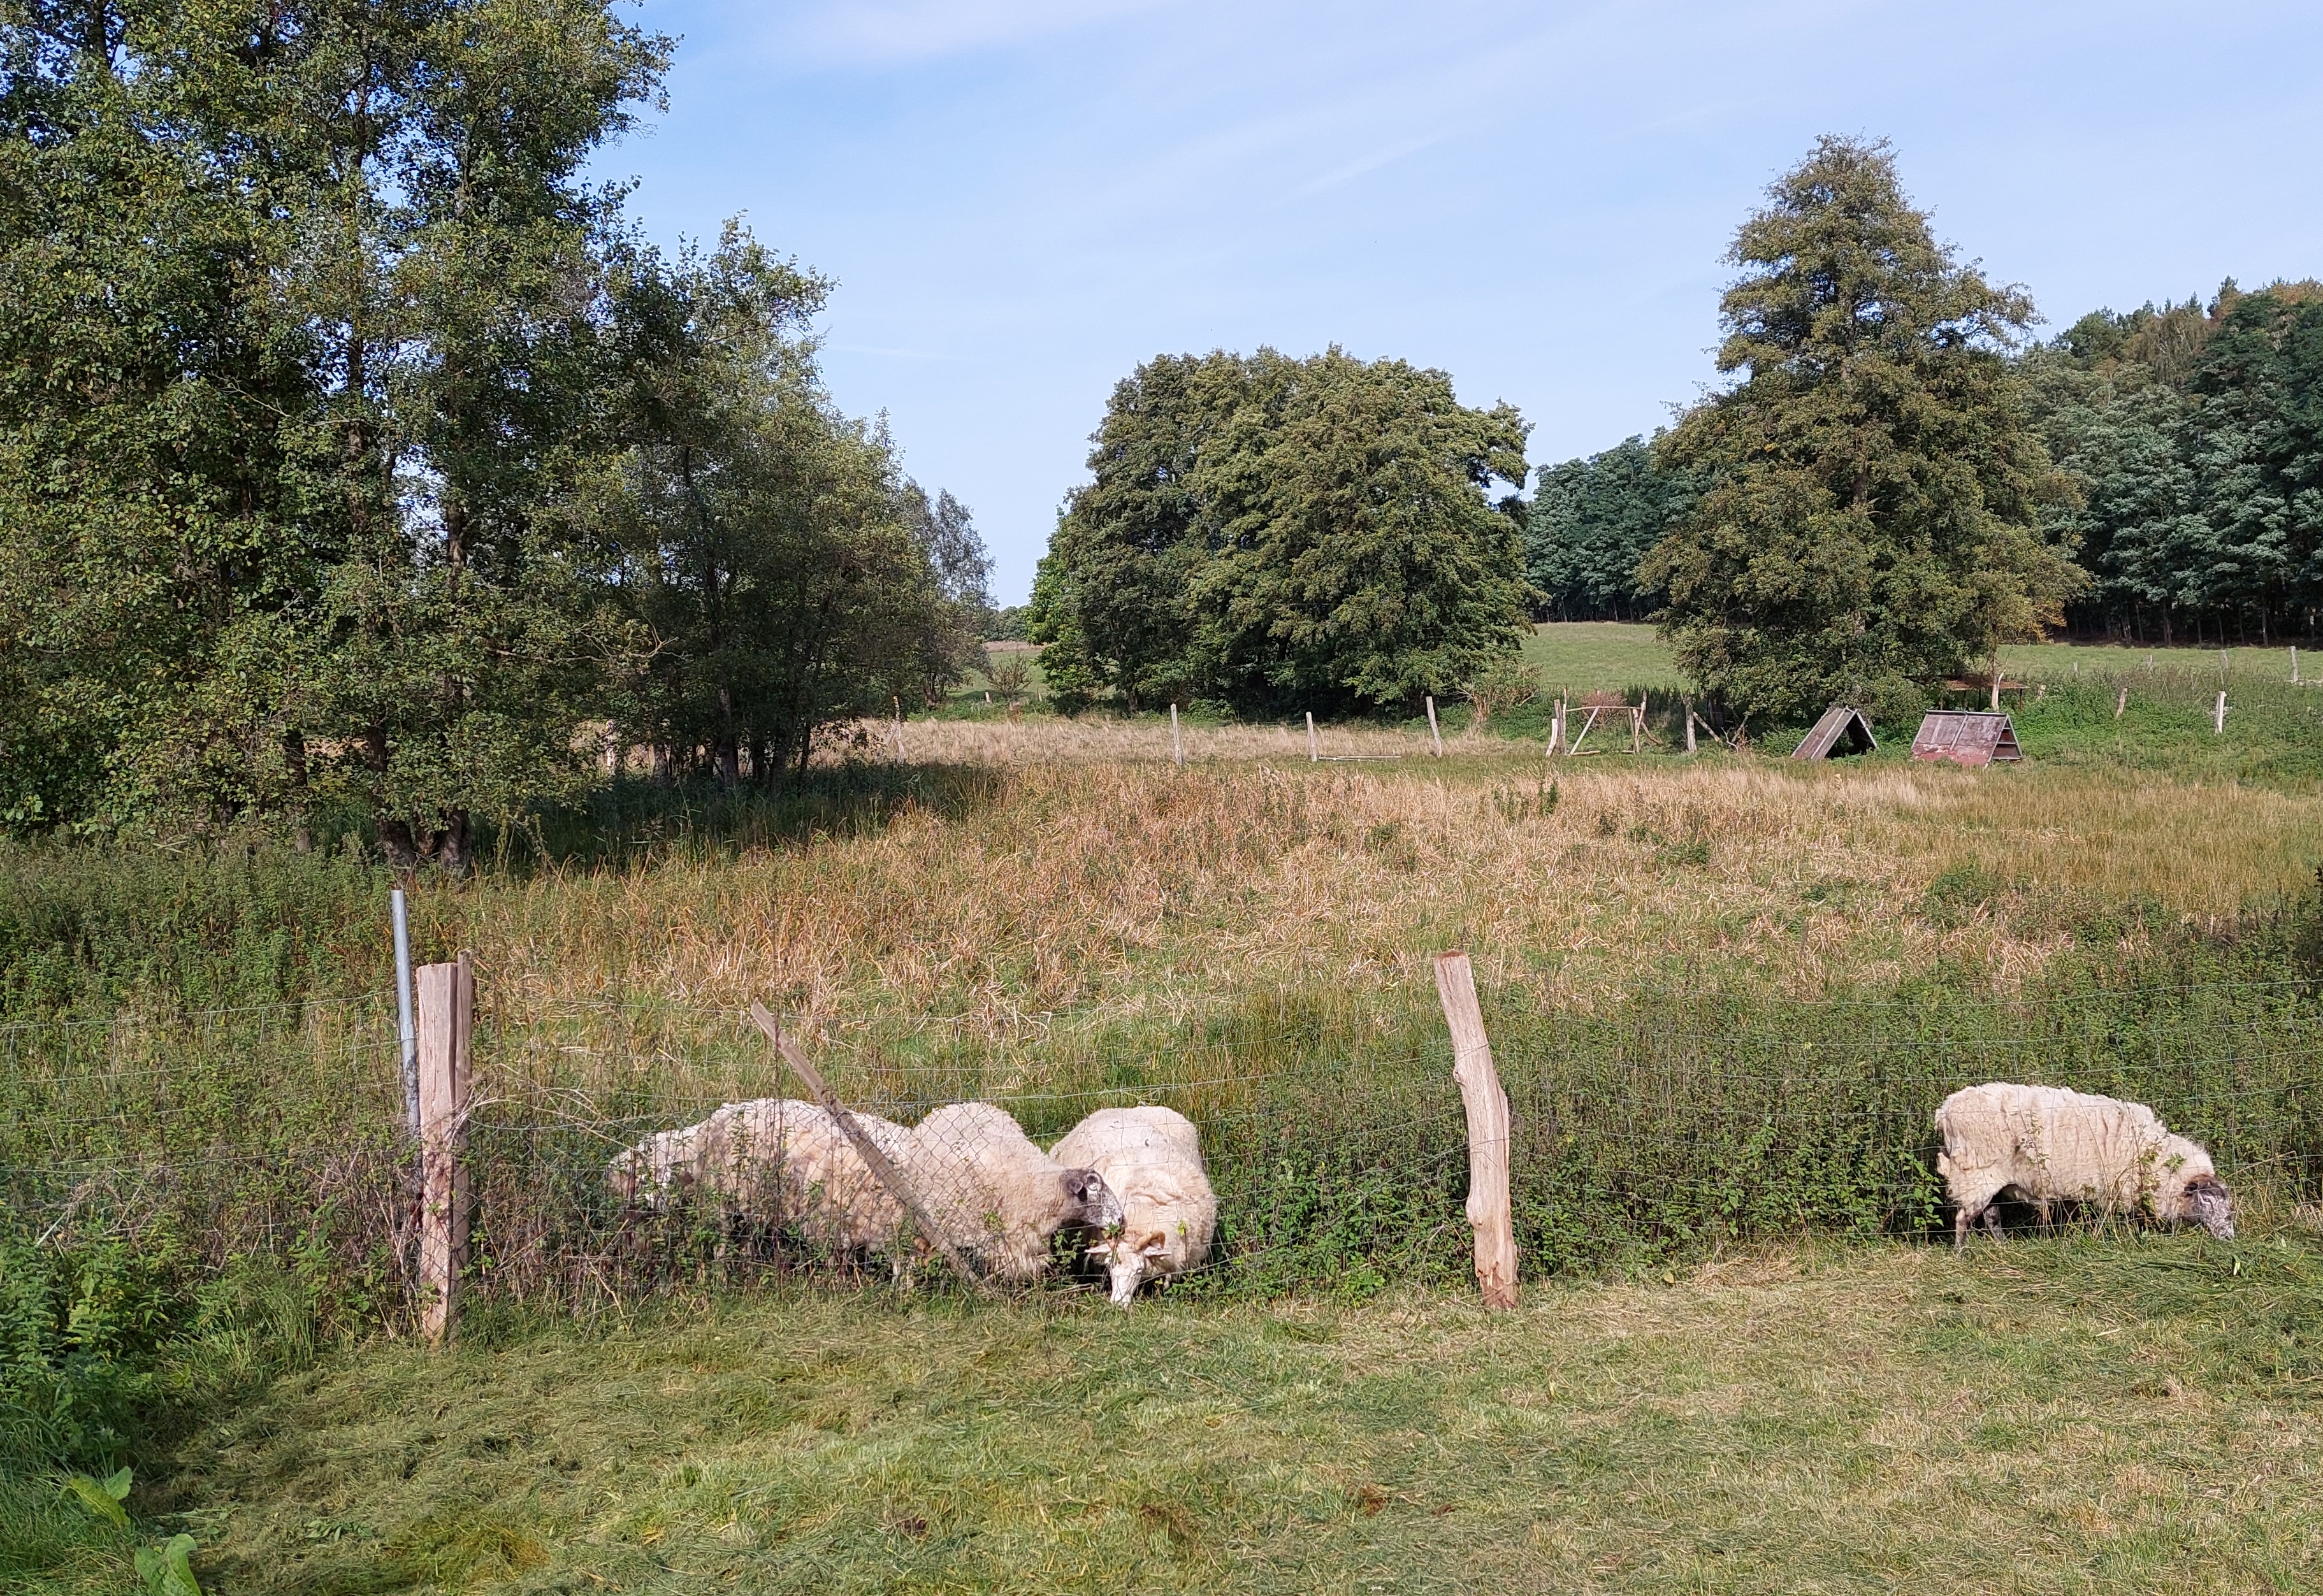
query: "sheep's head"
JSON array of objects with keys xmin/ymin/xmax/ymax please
[
  {"xmin": 1056, "ymin": 1168, "xmax": 1124, "ymax": 1233},
  {"xmin": 2180, "ymin": 1174, "xmax": 2234, "ymax": 1240},
  {"xmin": 1088, "ymin": 1230, "xmax": 1170, "ymax": 1307}
]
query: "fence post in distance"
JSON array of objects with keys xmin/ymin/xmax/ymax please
[
  {"xmin": 415, "ymin": 953, "xmax": 474, "ymax": 1346},
  {"xmin": 2115, "ymin": 685, "xmax": 2127, "ymax": 719},
  {"xmin": 1426, "ymin": 696, "xmax": 1443, "ymax": 758},
  {"xmin": 1432, "ymin": 951, "xmax": 1518, "ymax": 1310},
  {"xmin": 2215, "ymin": 691, "xmax": 2227, "ymax": 734},
  {"xmin": 1170, "ymin": 703, "xmax": 1183, "ymax": 767},
  {"xmin": 1306, "ymin": 711, "xmax": 1318, "ymax": 763},
  {"xmin": 1683, "ymin": 698, "xmax": 1697, "ymax": 755}
]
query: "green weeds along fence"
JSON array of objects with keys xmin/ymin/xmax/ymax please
[{"xmin": 6, "ymin": 962, "xmax": 2320, "ymax": 1329}]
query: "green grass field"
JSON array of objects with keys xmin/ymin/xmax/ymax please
[{"xmin": 25, "ymin": 1240, "xmax": 2320, "ymax": 1595}]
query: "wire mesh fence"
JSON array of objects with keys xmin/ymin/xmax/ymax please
[{"xmin": 4, "ymin": 965, "xmax": 2320, "ymax": 1328}]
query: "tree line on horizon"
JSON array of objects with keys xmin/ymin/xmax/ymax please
[
  {"xmin": 1035, "ymin": 136, "xmax": 2321, "ymax": 730},
  {"xmin": 1530, "ymin": 286, "xmax": 2323, "ymax": 651},
  {"xmin": 4, "ymin": 10, "xmax": 2312, "ymax": 861}
]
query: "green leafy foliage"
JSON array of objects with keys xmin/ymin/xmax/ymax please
[
  {"xmin": 598, "ymin": 227, "xmax": 988, "ymax": 785},
  {"xmin": 0, "ymin": 4, "xmax": 981, "ymax": 852},
  {"xmin": 63, "ymin": 1467, "xmax": 131, "ymax": 1530},
  {"xmin": 2023, "ymin": 282, "xmax": 2323, "ymax": 645},
  {"xmin": 1032, "ymin": 348, "xmax": 1532, "ymax": 716},
  {"xmin": 1646, "ymin": 136, "xmax": 2083, "ymax": 723},
  {"xmin": 1525, "ymin": 435, "xmax": 1697, "ymax": 621},
  {"xmin": 134, "ymin": 1533, "xmax": 204, "ymax": 1596}
]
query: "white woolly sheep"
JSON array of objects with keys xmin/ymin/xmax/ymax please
[
  {"xmin": 903, "ymin": 1101, "xmax": 1125, "ymax": 1283},
  {"xmin": 1934, "ymin": 1082, "xmax": 2234, "ymax": 1246},
  {"xmin": 1050, "ymin": 1105, "xmax": 1216, "ymax": 1306},
  {"xmin": 608, "ymin": 1098, "xmax": 914, "ymax": 1258}
]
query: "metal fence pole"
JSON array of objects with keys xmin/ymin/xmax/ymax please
[{"xmin": 393, "ymin": 889, "xmax": 419, "ymax": 1141}]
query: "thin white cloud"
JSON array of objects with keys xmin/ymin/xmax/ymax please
[{"xmin": 1296, "ymin": 131, "xmax": 1452, "ymax": 196}]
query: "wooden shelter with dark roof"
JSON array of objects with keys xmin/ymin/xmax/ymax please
[
  {"xmin": 1790, "ymin": 705, "xmax": 1878, "ymax": 761},
  {"xmin": 1909, "ymin": 710, "xmax": 2023, "ymax": 767}
]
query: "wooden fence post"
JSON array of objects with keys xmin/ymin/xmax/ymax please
[
  {"xmin": 1432, "ymin": 951, "xmax": 1518, "ymax": 1309},
  {"xmin": 1683, "ymin": 698, "xmax": 1697, "ymax": 755},
  {"xmin": 1426, "ymin": 696, "xmax": 1443, "ymax": 758},
  {"xmin": 1306, "ymin": 711, "xmax": 1319, "ymax": 763},
  {"xmin": 2215, "ymin": 691, "xmax": 2227, "ymax": 734},
  {"xmin": 748, "ymin": 1004, "xmax": 994, "ymax": 1298},
  {"xmin": 2115, "ymin": 685, "xmax": 2128, "ymax": 719},
  {"xmin": 415, "ymin": 953, "xmax": 474, "ymax": 1346},
  {"xmin": 1170, "ymin": 703, "xmax": 1183, "ymax": 767}
]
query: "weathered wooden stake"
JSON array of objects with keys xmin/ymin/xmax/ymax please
[
  {"xmin": 892, "ymin": 698, "xmax": 906, "ymax": 760},
  {"xmin": 1306, "ymin": 711, "xmax": 1319, "ymax": 763},
  {"xmin": 415, "ymin": 953, "xmax": 474, "ymax": 1346},
  {"xmin": 2293, "ymin": 647, "xmax": 2301, "ymax": 684},
  {"xmin": 1683, "ymin": 698, "xmax": 1697, "ymax": 755},
  {"xmin": 1170, "ymin": 703, "xmax": 1183, "ymax": 767},
  {"xmin": 2115, "ymin": 685, "xmax": 2128, "ymax": 719},
  {"xmin": 2215, "ymin": 691, "xmax": 2227, "ymax": 734},
  {"xmin": 1432, "ymin": 951, "xmax": 1518, "ymax": 1309},
  {"xmin": 1426, "ymin": 696, "xmax": 1443, "ymax": 757},
  {"xmin": 748, "ymin": 1003, "xmax": 993, "ymax": 1298}
]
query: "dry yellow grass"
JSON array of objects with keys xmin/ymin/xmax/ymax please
[
  {"xmin": 421, "ymin": 755, "xmax": 2323, "ymax": 1051},
  {"xmin": 874, "ymin": 712, "xmax": 1445, "ymax": 765}
]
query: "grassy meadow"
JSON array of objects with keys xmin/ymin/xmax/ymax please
[
  {"xmin": 6, "ymin": 624, "xmax": 2323, "ymax": 1592},
  {"xmin": 25, "ymin": 1241, "xmax": 2323, "ymax": 1595}
]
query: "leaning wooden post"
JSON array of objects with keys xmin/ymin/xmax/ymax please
[
  {"xmin": 415, "ymin": 953, "xmax": 474, "ymax": 1346},
  {"xmin": 2214, "ymin": 691, "xmax": 2227, "ymax": 735},
  {"xmin": 1305, "ymin": 711, "xmax": 1319, "ymax": 763},
  {"xmin": 748, "ymin": 1004, "xmax": 994, "ymax": 1298},
  {"xmin": 1169, "ymin": 703, "xmax": 1183, "ymax": 767},
  {"xmin": 1426, "ymin": 696, "xmax": 1444, "ymax": 758},
  {"xmin": 1432, "ymin": 951, "xmax": 1518, "ymax": 1309}
]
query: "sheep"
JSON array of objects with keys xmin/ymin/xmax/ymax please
[
  {"xmin": 902, "ymin": 1101, "xmax": 1125, "ymax": 1283},
  {"xmin": 1934, "ymin": 1082, "xmax": 2234, "ymax": 1246},
  {"xmin": 1050, "ymin": 1105, "xmax": 1216, "ymax": 1306},
  {"xmin": 607, "ymin": 1098, "xmax": 915, "ymax": 1259}
]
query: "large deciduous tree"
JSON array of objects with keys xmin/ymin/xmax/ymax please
[
  {"xmin": 1032, "ymin": 348, "xmax": 1531, "ymax": 716},
  {"xmin": 1643, "ymin": 136, "xmax": 2081, "ymax": 724},
  {"xmin": 602, "ymin": 228, "xmax": 989, "ymax": 786}
]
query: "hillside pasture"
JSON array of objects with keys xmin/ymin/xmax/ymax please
[{"xmin": 7, "ymin": 624, "xmax": 2323, "ymax": 1594}]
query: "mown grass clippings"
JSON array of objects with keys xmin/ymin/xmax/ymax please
[{"xmin": 51, "ymin": 1239, "xmax": 2313, "ymax": 1595}]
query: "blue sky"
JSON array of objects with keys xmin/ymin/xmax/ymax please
[{"xmin": 603, "ymin": 1, "xmax": 2323, "ymax": 602}]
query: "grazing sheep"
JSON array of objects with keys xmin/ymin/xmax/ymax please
[
  {"xmin": 1935, "ymin": 1082, "xmax": 2234, "ymax": 1246},
  {"xmin": 608, "ymin": 1098, "xmax": 914, "ymax": 1258},
  {"xmin": 1050, "ymin": 1105, "xmax": 1216, "ymax": 1306},
  {"xmin": 904, "ymin": 1102, "xmax": 1125, "ymax": 1283}
]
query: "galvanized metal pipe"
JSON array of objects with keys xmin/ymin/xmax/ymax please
[{"xmin": 393, "ymin": 888, "xmax": 419, "ymax": 1141}]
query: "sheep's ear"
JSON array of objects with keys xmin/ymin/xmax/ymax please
[{"xmin": 1138, "ymin": 1232, "xmax": 1168, "ymax": 1257}]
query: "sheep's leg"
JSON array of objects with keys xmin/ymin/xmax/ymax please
[
  {"xmin": 1953, "ymin": 1206, "xmax": 1972, "ymax": 1249},
  {"xmin": 1981, "ymin": 1204, "xmax": 2006, "ymax": 1243},
  {"xmin": 2036, "ymin": 1198, "xmax": 2053, "ymax": 1237}
]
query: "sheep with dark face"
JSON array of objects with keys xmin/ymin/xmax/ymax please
[
  {"xmin": 1935, "ymin": 1083, "xmax": 2234, "ymax": 1246},
  {"xmin": 903, "ymin": 1102, "xmax": 1125, "ymax": 1283},
  {"xmin": 1050, "ymin": 1105, "xmax": 1215, "ymax": 1306}
]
